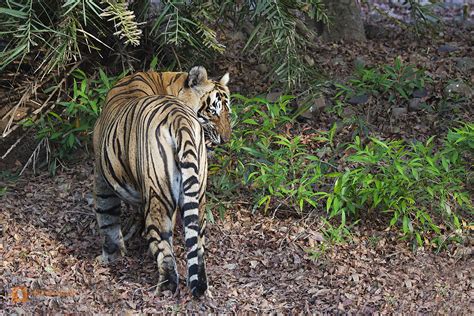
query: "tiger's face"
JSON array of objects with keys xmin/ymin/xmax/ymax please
[
  {"xmin": 197, "ymin": 79, "xmax": 231, "ymax": 148},
  {"xmin": 175, "ymin": 67, "xmax": 231, "ymax": 149}
]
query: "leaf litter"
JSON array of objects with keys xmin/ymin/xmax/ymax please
[{"xmin": 1, "ymin": 161, "xmax": 472, "ymax": 313}]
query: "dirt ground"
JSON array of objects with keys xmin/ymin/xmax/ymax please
[{"xmin": 1, "ymin": 162, "xmax": 473, "ymax": 313}]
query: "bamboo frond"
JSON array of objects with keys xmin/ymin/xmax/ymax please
[{"xmin": 100, "ymin": 0, "xmax": 143, "ymax": 47}]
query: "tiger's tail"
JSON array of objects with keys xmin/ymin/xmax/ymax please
[{"xmin": 179, "ymin": 133, "xmax": 208, "ymax": 298}]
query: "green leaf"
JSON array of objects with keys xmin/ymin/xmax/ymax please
[
  {"xmin": 0, "ymin": 7, "xmax": 28, "ymax": 18},
  {"xmin": 402, "ymin": 215, "xmax": 409, "ymax": 234}
]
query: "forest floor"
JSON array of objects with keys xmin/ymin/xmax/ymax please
[
  {"xmin": 1, "ymin": 4, "xmax": 474, "ymax": 314},
  {"xmin": 1, "ymin": 161, "xmax": 473, "ymax": 313}
]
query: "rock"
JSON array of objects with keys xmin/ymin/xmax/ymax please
[
  {"xmin": 297, "ymin": 97, "xmax": 326, "ymax": 120},
  {"xmin": 348, "ymin": 94, "xmax": 369, "ymax": 105},
  {"xmin": 332, "ymin": 57, "xmax": 346, "ymax": 67},
  {"xmin": 392, "ymin": 107, "xmax": 407, "ymax": 118},
  {"xmin": 453, "ymin": 57, "xmax": 474, "ymax": 73},
  {"xmin": 354, "ymin": 56, "xmax": 366, "ymax": 69},
  {"xmin": 408, "ymin": 98, "xmax": 423, "ymax": 111},
  {"xmin": 412, "ymin": 88, "xmax": 428, "ymax": 98},
  {"xmin": 298, "ymin": 106, "xmax": 314, "ymax": 120},
  {"xmin": 444, "ymin": 82, "xmax": 473, "ymax": 98},
  {"xmin": 364, "ymin": 23, "xmax": 387, "ymax": 39},
  {"xmin": 266, "ymin": 91, "xmax": 283, "ymax": 102},
  {"xmin": 438, "ymin": 44, "xmax": 458, "ymax": 53},
  {"xmin": 314, "ymin": 96, "xmax": 326, "ymax": 110}
]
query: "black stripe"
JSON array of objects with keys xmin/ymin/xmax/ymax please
[
  {"xmin": 183, "ymin": 176, "xmax": 199, "ymax": 191},
  {"xmin": 184, "ymin": 190, "xmax": 199, "ymax": 197},
  {"xmin": 185, "ymin": 237, "xmax": 198, "ymax": 248},
  {"xmin": 96, "ymin": 204, "xmax": 121, "ymax": 215},
  {"xmin": 188, "ymin": 264, "xmax": 199, "ymax": 276},
  {"xmin": 182, "ymin": 149, "xmax": 197, "ymax": 159},
  {"xmin": 170, "ymin": 73, "xmax": 183, "ymax": 84},
  {"xmin": 186, "ymin": 223, "xmax": 199, "ymax": 232},
  {"xmin": 187, "ymin": 248, "xmax": 198, "ymax": 259},
  {"xmin": 182, "ymin": 202, "xmax": 199, "ymax": 212},
  {"xmin": 184, "ymin": 214, "xmax": 199, "ymax": 227},
  {"xmin": 180, "ymin": 162, "xmax": 198, "ymax": 173},
  {"xmin": 146, "ymin": 224, "xmax": 161, "ymax": 236},
  {"xmin": 96, "ymin": 193, "xmax": 116, "ymax": 199},
  {"xmin": 148, "ymin": 237, "xmax": 159, "ymax": 245}
]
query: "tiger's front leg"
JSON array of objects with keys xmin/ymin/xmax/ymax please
[
  {"xmin": 145, "ymin": 195, "xmax": 179, "ymax": 294},
  {"xmin": 94, "ymin": 170, "xmax": 126, "ymax": 263}
]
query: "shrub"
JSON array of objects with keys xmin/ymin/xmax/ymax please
[
  {"xmin": 320, "ymin": 130, "xmax": 473, "ymax": 247},
  {"xmin": 209, "ymin": 94, "xmax": 328, "ymax": 214},
  {"xmin": 335, "ymin": 56, "xmax": 429, "ymax": 105},
  {"xmin": 211, "ymin": 95, "xmax": 473, "ymax": 247},
  {"xmin": 21, "ymin": 69, "xmax": 124, "ymax": 174}
]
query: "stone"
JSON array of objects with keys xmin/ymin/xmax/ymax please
[
  {"xmin": 314, "ymin": 96, "xmax": 326, "ymax": 110},
  {"xmin": 444, "ymin": 82, "xmax": 473, "ymax": 98},
  {"xmin": 454, "ymin": 57, "xmax": 474, "ymax": 73},
  {"xmin": 256, "ymin": 64, "xmax": 269, "ymax": 74},
  {"xmin": 332, "ymin": 57, "xmax": 346, "ymax": 67},
  {"xmin": 354, "ymin": 56, "xmax": 367, "ymax": 69},
  {"xmin": 266, "ymin": 91, "xmax": 283, "ymax": 102},
  {"xmin": 408, "ymin": 98, "xmax": 423, "ymax": 111},
  {"xmin": 304, "ymin": 55, "xmax": 315, "ymax": 67},
  {"xmin": 230, "ymin": 31, "xmax": 247, "ymax": 42},
  {"xmin": 348, "ymin": 94, "xmax": 369, "ymax": 105},
  {"xmin": 438, "ymin": 44, "xmax": 458, "ymax": 53},
  {"xmin": 342, "ymin": 107, "xmax": 356, "ymax": 118}
]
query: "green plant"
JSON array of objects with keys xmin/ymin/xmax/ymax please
[
  {"xmin": 319, "ymin": 133, "xmax": 473, "ymax": 247},
  {"xmin": 209, "ymin": 94, "xmax": 329, "ymax": 215},
  {"xmin": 336, "ymin": 57, "xmax": 429, "ymax": 104},
  {"xmin": 0, "ymin": 0, "xmax": 142, "ymax": 74},
  {"xmin": 243, "ymin": 0, "xmax": 328, "ymax": 88},
  {"xmin": 22, "ymin": 69, "xmax": 124, "ymax": 174}
]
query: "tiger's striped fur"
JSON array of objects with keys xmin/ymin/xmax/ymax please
[
  {"xmin": 106, "ymin": 67, "xmax": 231, "ymax": 149},
  {"xmin": 93, "ymin": 66, "xmax": 230, "ymax": 298}
]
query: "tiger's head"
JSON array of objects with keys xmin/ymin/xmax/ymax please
[{"xmin": 178, "ymin": 66, "xmax": 231, "ymax": 149}]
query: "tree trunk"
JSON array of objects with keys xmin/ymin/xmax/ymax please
[{"xmin": 322, "ymin": 0, "xmax": 366, "ymax": 42}]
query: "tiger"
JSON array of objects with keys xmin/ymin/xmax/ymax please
[{"xmin": 92, "ymin": 66, "xmax": 230, "ymax": 298}]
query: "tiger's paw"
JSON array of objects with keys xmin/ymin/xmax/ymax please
[
  {"xmin": 155, "ymin": 274, "xmax": 179, "ymax": 296},
  {"xmin": 96, "ymin": 247, "xmax": 126, "ymax": 265}
]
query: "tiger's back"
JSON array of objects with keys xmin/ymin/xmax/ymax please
[{"xmin": 94, "ymin": 95, "xmax": 206, "ymax": 205}]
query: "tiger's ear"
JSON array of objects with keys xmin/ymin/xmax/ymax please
[
  {"xmin": 187, "ymin": 66, "xmax": 208, "ymax": 88},
  {"xmin": 219, "ymin": 73, "xmax": 230, "ymax": 86}
]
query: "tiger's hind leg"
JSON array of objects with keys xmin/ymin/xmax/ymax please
[
  {"xmin": 94, "ymin": 170, "xmax": 126, "ymax": 263},
  {"xmin": 145, "ymin": 195, "xmax": 179, "ymax": 294}
]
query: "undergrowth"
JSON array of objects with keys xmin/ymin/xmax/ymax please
[
  {"xmin": 333, "ymin": 56, "xmax": 431, "ymax": 117},
  {"xmin": 210, "ymin": 94, "xmax": 473, "ymax": 249},
  {"xmin": 21, "ymin": 69, "xmax": 125, "ymax": 175}
]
